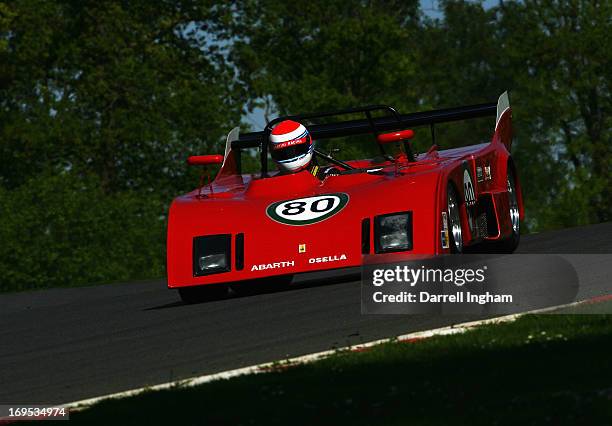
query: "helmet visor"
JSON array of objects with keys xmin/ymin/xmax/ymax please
[{"xmin": 270, "ymin": 134, "xmax": 312, "ymax": 163}]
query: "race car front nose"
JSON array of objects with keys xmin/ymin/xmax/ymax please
[{"xmin": 180, "ymin": 210, "xmax": 413, "ymax": 286}]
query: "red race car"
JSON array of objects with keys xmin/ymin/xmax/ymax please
[{"xmin": 167, "ymin": 92, "xmax": 523, "ymax": 302}]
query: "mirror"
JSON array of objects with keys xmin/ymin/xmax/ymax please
[
  {"xmin": 377, "ymin": 129, "xmax": 415, "ymax": 145},
  {"xmin": 187, "ymin": 155, "xmax": 224, "ymax": 166}
]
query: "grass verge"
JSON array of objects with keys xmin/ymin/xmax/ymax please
[{"xmin": 65, "ymin": 314, "xmax": 612, "ymax": 425}]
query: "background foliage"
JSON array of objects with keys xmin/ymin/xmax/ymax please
[{"xmin": 0, "ymin": 0, "xmax": 609, "ymax": 291}]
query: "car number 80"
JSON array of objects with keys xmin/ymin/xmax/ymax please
[{"xmin": 266, "ymin": 193, "xmax": 349, "ymax": 226}]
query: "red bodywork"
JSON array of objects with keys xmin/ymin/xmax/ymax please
[{"xmin": 167, "ymin": 100, "xmax": 523, "ymax": 289}]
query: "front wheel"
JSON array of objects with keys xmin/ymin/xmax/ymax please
[
  {"xmin": 231, "ymin": 275, "xmax": 293, "ymax": 296},
  {"xmin": 178, "ymin": 284, "xmax": 228, "ymax": 304}
]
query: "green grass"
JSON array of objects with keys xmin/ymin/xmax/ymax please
[{"xmin": 66, "ymin": 314, "xmax": 612, "ymax": 425}]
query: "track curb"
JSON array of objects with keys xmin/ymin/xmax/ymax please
[{"xmin": 60, "ymin": 295, "xmax": 610, "ymax": 412}]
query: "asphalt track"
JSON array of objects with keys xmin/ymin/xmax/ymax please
[{"xmin": 1, "ymin": 222, "xmax": 611, "ymax": 405}]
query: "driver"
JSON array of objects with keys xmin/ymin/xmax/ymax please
[
  {"xmin": 269, "ymin": 120, "xmax": 317, "ymax": 176},
  {"xmin": 269, "ymin": 120, "xmax": 341, "ymax": 179}
]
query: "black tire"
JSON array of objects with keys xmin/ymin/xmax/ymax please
[
  {"xmin": 487, "ymin": 167, "xmax": 520, "ymax": 253},
  {"xmin": 447, "ymin": 184, "xmax": 464, "ymax": 253},
  {"xmin": 231, "ymin": 275, "xmax": 293, "ymax": 296},
  {"xmin": 178, "ymin": 284, "xmax": 228, "ymax": 304}
]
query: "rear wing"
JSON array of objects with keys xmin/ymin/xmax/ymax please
[{"xmin": 232, "ymin": 92, "xmax": 509, "ymax": 178}]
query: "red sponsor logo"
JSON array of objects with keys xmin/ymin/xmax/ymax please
[{"xmin": 272, "ymin": 136, "xmax": 309, "ymax": 150}]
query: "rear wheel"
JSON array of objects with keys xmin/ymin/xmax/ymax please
[
  {"xmin": 487, "ymin": 167, "xmax": 520, "ymax": 253},
  {"xmin": 501, "ymin": 167, "xmax": 521, "ymax": 251},
  {"xmin": 178, "ymin": 284, "xmax": 228, "ymax": 304},
  {"xmin": 447, "ymin": 185, "xmax": 464, "ymax": 253},
  {"xmin": 508, "ymin": 168, "xmax": 520, "ymax": 238}
]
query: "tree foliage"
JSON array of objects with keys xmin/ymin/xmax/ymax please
[
  {"xmin": 501, "ymin": 0, "xmax": 611, "ymax": 227},
  {"xmin": 0, "ymin": 0, "xmax": 242, "ymax": 291},
  {"xmin": 230, "ymin": 0, "xmax": 422, "ymax": 115},
  {"xmin": 0, "ymin": 0, "xmax": 242, "ymax": 195},
  {"xmin": 0, "ymin": 173, "xmax": 166, "ymax": 291}
]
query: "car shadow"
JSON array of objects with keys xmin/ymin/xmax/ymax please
[{"xmin": 143, "ymin": 269, "xmax": 361, "ymax": 310}]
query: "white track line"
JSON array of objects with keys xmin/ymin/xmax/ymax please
[{"xmin": 63, "ymin": 297, "xmax": 604, "ymax": 411}]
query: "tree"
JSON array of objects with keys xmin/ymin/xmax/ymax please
[
  {"xmin": 415, "ymin": 0, "xmax": 510, "ymax": 149},
  {"xmin": 230, "ymin": 0, "xmax": 421, "ymax": 115},
  {"xmin": 0, "ymin": 2, "xmax": 13, "ymax": 100},
  {"xmin": 0, "ymin": 0, "xmax": 243, "ymax": 291},
  {"xmin": 501, "ymin": 0, "xmax": 611, "ymax": 227},
  {"xmin": 0, "ymin": 0, "xmax": 242, "ymax": 197}
]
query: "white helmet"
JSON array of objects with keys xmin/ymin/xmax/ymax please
[{"xmin": 269, "ymin": 120, "xmax": 314, "ymax": 173}]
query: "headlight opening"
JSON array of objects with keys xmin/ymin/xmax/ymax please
[
  {"xmin": 374, "ymin": 212, "xmax": 413, "ymax": 253},
  {"xmin": 192, "ymin": 234, "xmax": 232, "ymax": 276}
]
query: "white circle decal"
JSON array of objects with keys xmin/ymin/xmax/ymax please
[{"xmin": 266, "ymin": 193, "xmax": 349, "ymax": 226}]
